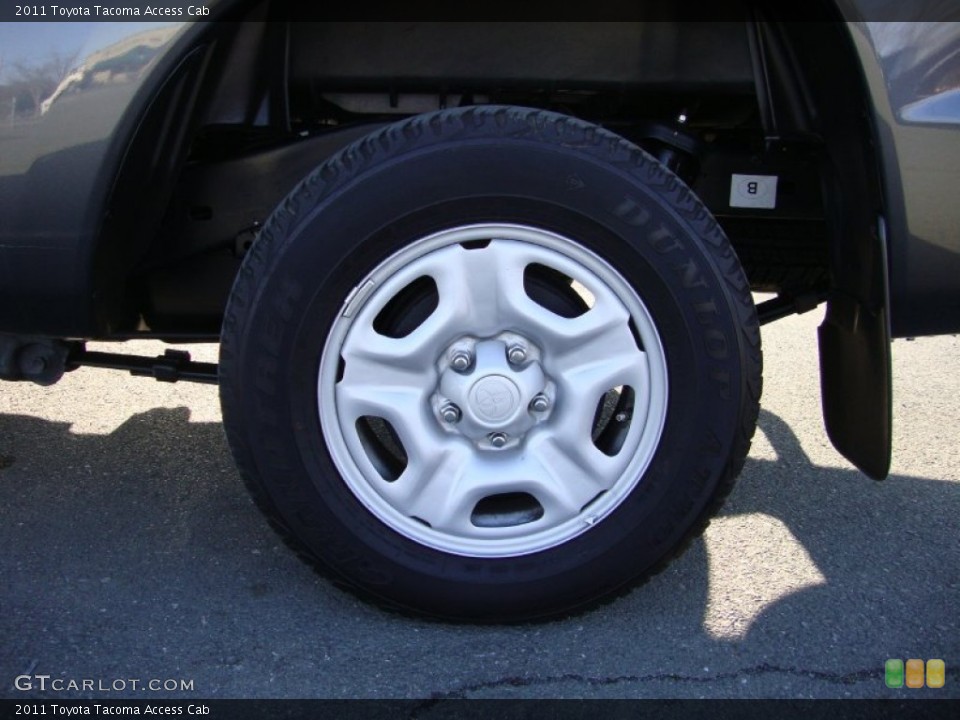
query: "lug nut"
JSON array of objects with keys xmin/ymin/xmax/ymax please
[
  {"xmin": 488, "ymin": 432, "xmax": 509, "ymax": 448},
  {"xmin": 529, "ymin": 393, "xmax": 550, "ymax": 413},
  {"xmin": 440, "ymin": 403, "xmax": 462, "ymax": 424},
  {"xmin": 506, "ymin": 345, "xmax": 527, "ymax": 365},
  {"xmin": 450, "ymin": 350, "xmax": 473, "ymax": 373}
]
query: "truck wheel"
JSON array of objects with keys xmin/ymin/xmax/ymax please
[{"xmin": 219, "ymin": 106, "xmax": 761, "ymax": 621}]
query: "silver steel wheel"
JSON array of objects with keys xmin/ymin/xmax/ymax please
[
  {"xmin": 223, "ymin": 107, "xmax": 761, "ymax": 619},
  {"xmin": 319, "ymin": 223, "xmax": 668, "ymax": 558}
]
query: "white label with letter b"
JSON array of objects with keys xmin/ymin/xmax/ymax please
[{"xmin": 729, "ymin": 174, "xmax": 778, "ymax": 209}]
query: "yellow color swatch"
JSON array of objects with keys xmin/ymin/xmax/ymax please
[
  {"xmin": 926, "ymin": 659, "xmax": 945, "ymax": 689},
  {"xmin": 906, "ymin": 659, "xmax": 925, "ymax": 688}
]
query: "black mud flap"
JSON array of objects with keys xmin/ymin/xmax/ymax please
[{"xmin": 818, "ymin": 293, "xmax": 892, "ymax": 480}]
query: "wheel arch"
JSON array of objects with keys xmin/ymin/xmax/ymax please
[{"xmin": 82, "ymin": 4, "xmax": 896, "ymax": 478}]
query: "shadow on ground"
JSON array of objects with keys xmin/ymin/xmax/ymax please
[{"xmin": 0, "ymin": 407, "xmax": 957, "ymax": 699}]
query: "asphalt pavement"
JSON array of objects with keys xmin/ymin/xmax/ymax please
[{"xmin": 1, "ymin": 308, "xmax": 958, "ymax": 700}]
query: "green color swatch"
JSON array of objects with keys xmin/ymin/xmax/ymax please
[{"xmin": 885, "ymin": 659, "xmax": 904, "ymax": 688}]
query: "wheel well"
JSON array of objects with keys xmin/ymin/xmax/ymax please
[{"xmin": 97, "ymin": 4, "xmax": 882, "ymax": 340}]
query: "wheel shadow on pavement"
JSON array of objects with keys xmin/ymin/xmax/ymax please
[
  {"xmin": 473, "ymin": 407, "xmax": 960, "ymax": 699},
  {"xmin": 0, "ymin": 405, "xmax": 957, "ymax": 699},
  {"xmin": 691, "ymin": 408, "xmax": 960, "ymax": 692}
]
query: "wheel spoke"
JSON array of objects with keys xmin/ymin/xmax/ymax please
[
  {"xmin": 421, "ymin": 240, "xmax": 558, "ymax": 340},
  {"xmin": 524, "ymin": 432, "xmax": 617, "ymax": 521},
  {"xmin": 335, "ymin": 355, "xmax": 444, "ymax": 472},
  {"xmin": 336, "ymin": 376, "xmax": 420, "ymax": 427},
  {"xmin": 383, "ymin": 445, "xmax": 485, "ymax": 535},
  {"xmin": 542, "ymin": 288, "xmax": 634, "ymax": 357},
  {"xmin": 342, "ymin": 312, "xmax": 443, "ymax": 375},
  {"xmin": 554, "ymin": 333, "xmax": 649, "ymax": 443},
  {"xmin": 337, "ymin": 341, "xmax": 431, "ymax": 411}
]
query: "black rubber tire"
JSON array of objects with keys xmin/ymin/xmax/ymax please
[{"xmin": 219, "ymin": 106, "xmax": 761, "ymax": 622}]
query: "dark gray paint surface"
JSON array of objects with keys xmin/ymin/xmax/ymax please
[{"xmin": 2, "ymin": 13, "xmax": 960, "ymax": 336}]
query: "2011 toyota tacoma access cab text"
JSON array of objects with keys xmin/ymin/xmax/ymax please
[{"xmin": 1, "ymin": 2, "xmax": 959, "ymax": 620}]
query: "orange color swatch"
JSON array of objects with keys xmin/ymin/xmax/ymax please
[{"xmin": 905, "ymin": 659, "xmax": 925, "ymax": 688}]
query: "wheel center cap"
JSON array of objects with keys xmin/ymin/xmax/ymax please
[{"xmin": 470, "ymin": 375, "xmax": 521, "ymax": 423}]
